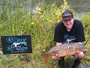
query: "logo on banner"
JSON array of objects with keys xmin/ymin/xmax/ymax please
[{"xmin": 6, "ymin": 36, "xmax": 28, "ymax": 51}]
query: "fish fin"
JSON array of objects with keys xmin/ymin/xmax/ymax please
[{"xmin": 41, "ymin": 53, "xmax": 50, "ymax": 63}]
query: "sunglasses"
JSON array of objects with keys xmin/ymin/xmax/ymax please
[{"xmin": 62, "ymin": 14, "xmax": 71, "ymax": 18}]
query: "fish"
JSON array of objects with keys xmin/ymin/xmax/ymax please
[{"xmin": 41, "ymin": 43, "xmax": 88, "ymax": 63}]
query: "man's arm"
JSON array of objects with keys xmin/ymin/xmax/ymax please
[
  {"xmin": 56, "ymin": 42, "xmax": 82, "ymax": 46},
  {"xmin": 56, "ymin": 42, "xmax": 62, "ymax": 46},
  {"xmin": 78, "ymin": 42, "xmax": 82, "ymax": 44}
]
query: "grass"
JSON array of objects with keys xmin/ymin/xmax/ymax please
[{"xmin": 0, "ymin": 0, "xmax": 90, "ymax": 68}]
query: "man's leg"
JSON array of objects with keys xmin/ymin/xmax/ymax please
[
  {"xmin": 72, "ymin": 51, "xmax": 86, "ymax": 68},
  {"xmin": 58, "ymin": 57, "xmax": 64, "ymax": 68},
  {"xmin": 58, "ymin": 60, "xmax": 62, "ymax": 68},
  {"xmin": 72, "ymin": 59, "xmax": 81, "ymax": 68}
]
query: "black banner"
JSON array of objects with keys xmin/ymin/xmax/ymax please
[{"xmin": 1, "ymin": 35, "xmax": 32, "ymax": 54}]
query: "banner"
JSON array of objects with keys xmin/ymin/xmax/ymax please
[{"xmin": 1, "ymin": 35, "xmax": 32, "ymax": 54}]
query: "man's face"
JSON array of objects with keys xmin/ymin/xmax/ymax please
[{"xmin": 63, "ymin": 18, "xmax": 74, "ymax": 29}]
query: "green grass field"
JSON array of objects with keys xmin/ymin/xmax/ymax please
[{"xmin": 0, "ymin": 0, "xmax": 90, "ymax": 68}]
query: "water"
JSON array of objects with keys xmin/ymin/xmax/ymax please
[
  {"xmin": 0, "ymin": 0, "xmax": 90, "ymax": 18},
  {"xmin": 66, "ymin": 0, "xmax": 90, "ymax": 19}
]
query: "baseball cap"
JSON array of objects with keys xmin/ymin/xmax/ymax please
[{"xmin": 62, "ymin": 10, "xmax": 73, "ymax": 21}]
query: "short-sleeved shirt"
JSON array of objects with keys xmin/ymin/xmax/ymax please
[{"xmin": 54, "ymin": 19, "xmax": 85, "ymax": 43}]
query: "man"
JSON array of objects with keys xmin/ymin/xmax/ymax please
[{"xmin": 52, "ymin": 10, "xmax": 85, "ymax": 68}]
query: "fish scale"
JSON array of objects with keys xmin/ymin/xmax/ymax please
[{"xmin": 41, "ymin": 43, "xmax": 88, "ymax": 63}]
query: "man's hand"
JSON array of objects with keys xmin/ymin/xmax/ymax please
[
  {"xmin": 73, "ymin": 51, "xmax": 80, "ymax": 55},
  {"xmin": 51, "ymin": 42, "xmax": 62, "ymax": 61},
  {"xmin": 52, "ymin": 54, "xmax": 61, "ymax": 61}
]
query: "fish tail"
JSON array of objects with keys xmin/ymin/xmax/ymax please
[{"xmin": 41, "ymin": 53, "xmax": 50, "ymax": 63}]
